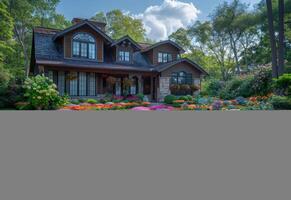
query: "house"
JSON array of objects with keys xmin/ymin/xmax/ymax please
[{"xmin": 30, "ymin": 18, "xmax": 208, "ymax": 102}]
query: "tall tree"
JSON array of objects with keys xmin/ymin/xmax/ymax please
[
  {"xmin": 212, "ymin": 0, "xmax": 248, "ymax": 74},
  {"xmin": 91, "ymin": 10, "xmax": 146, "ymax": 42},
  {"xmin": 0, "ymin": 1, "xmax": 14, "ymax": 62},
  {"xmin": 278, "ymin": 0, "xmax": 285, "ymax": 75},
  {"xmin": 266, "ymin": 0, "xmax": 279, "ymax": 78},
  {"xmin": 169, "ymin": 28, "xmax": 192, "ymax": 51},
  {"xmin": 189, "ymin": 21, "xmax": 234, "ymax": 81},
  {"xmin": 0, "ymin": 1, "xmax": 13, "ymax": 91}
]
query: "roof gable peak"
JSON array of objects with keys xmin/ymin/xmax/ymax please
[{"xmin": 52, "ymin": 21, "xmax": 113, "ymax": 43}]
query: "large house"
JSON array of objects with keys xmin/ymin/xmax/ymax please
[{"xmin": 30, "ymin": 18, "xmax": 208, "ymax": 101}]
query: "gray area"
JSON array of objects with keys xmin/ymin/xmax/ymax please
[{"xmin": 0, "ymin": 112, "xmax": 290, "ymax": 200}]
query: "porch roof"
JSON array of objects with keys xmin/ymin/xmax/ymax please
[{"xmin": 36, "ymin": 59, "xmax": 156, "ymax": 73}]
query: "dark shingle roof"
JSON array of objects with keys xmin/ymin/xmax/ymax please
[
  {"xmin": 141, "ymin": 40, "xmax": 186, "ymax": 53},
  {"xmin": 155, "ymin": 58, "xmax": 208, "ymax": 75},
  {"xmin": 34, "ymin": 32, "xmax": 64, "ymax": 60},
  {"xmin": 36, "ymin": 59, "xmax": 155, "ymax": 72},
  {"xmin": 53, "ymin": 20, "xmax": 113, "ymax": 43},
  {"xmin": 111, "ymin": 35, "xmax": 142, "ymax": 50}
]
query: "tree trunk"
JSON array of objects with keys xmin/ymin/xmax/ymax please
[
  {"xmin": 229, "ymin": 34, "xmax": 240, "ymax": 75},
  {"xmin": 278, "ymin": 0, "xmax": 285, "ymax": 76},
  {"xmin": 266, "ymin": 0, "xmax": 279, "ymax": 78}
]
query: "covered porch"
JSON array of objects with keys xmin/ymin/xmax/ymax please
[{"xmin": 43, "ymin": 67, "xmax": 159, "ymax": 101}]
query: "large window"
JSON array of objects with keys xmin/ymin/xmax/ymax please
[
  {"xmin": 158, "ymin": 52, "xmax": 173, "ymax": 63},
  {"xmin": 119, "ymin": 51, "xmax": 130, "ymax": 62},
  {"xmin": 79, "ymin": 72, "xmax": 87, "ymax": 96},
  {"xmin": 171, "ymin": 71, "xmax": 193, "ymax": 85},
  {"xmin": 72, "ymin": 33, "xmax": 96, "ymax": 60},
  {"xmin": 69, "ymin": 72, "xmax": 78, "ymax": 96}
]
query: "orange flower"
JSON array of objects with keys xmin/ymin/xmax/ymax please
[
  {"xmin": 174, "ymin": 100, "xmax": 185, "ymax": 104},
  {"xmin": 188, "ymin": 105, "xmax": 197, "ymax": 109}
]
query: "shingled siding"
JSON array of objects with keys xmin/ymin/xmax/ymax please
[
  {"xmin": 161, "ymin": 62, "xmax": 202, "ymax": 79},
  {"xmin": 64, "ymin": 26, "xmax": 104, "ymax": 62},
  {"xmin": 152, "ymin": 44, "xmax": 179, "ymax": 65}
]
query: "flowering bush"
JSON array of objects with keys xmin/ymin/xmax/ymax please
[{"xmin": 23, "ymin": 75, "xmax": 68, "ymax": 110}]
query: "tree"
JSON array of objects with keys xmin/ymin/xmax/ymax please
[
  {"xmin": 0, "ymin": 1, "xmax": 14, "ymax": 62},
  {"xmin": 266, "ymin": 0, "xmax": 279, "ymax": 78},
  {"xmin": 92, "ymin": 10, "xmax": 146, "ymax": 42},
  {"xmin": 278, "ymin": 0, "xmax": 285, "ymax": 75},
  {"xmin": 169, "ymin": 28, "xmax": 192, "ymax": 51},
  {"xmin": 3, "ymin": 0, "xmax": 68, "ymax": 77},
  {"xmin": 91, "ymin": 12, "xmax": 107, "ymax": 24},
  {"xmin": 189, "ymin": 21, "xmax": 234, "ymax": 81}
]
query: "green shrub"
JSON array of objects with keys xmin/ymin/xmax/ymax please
[
  {"xmin": 219, "ymin": 78, "xmax": 243, "ymax": 100},
  {"xmin": 273, "ymin": 74, "xmax": 291, "ymax": 96},
  {"xmin": 270, "ymin": 96, "xmax": 291, "ymax": 110},
  {"xmin": 23, "ymin": 75, "xmax": 69, "ymax": 110},
  {"xmin": 78, "ymin": 98, "xmax": 86, "ymax": 103},
  {"xmin": 0, "ymin": 82, "xmax": 25, "ymax": 109},
  {"xmin": 70, "ymin": 99, "xmax": 80, "ymax": 105},
  {"xmin": 86, "ymin": 99, "xmax": 98, "ymax": 104},
  {"xmin": 164, "ymin": 95, "xmax": 177, "ymax": 104},
  {"xmin": 136, "ymin": 93, "xmax": 145, "ymax": 101},
  {"xmin": 203, "ymin": 79, "xmax": 224, "ymax": 97},
  {"xmin": 178, "ymin": 96, "xmax": 189, "ymax": 101},
  {"xmin": 0, "ymin": 66, "xmax": 12, "ymax": 96},
  {"xmin": 251, "ymin": 67, "xmax": 273, "ymax": 96}
]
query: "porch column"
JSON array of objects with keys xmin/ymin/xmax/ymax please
[
  {"xmin": 138, "ymin": 75, "xmax": 143, "ymax": 94},
  {"xmin": 159, "ymin": 76, "xmax": 171, "ymax": 102}
]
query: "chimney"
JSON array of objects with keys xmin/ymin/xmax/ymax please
[{"xmin": 72, "ymin": 18, "xmax": 106, "ymax": 32}]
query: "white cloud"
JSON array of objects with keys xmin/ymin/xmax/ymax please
[{"xmin": 136, "ymin": 0, "xmax": 200, "ymax": 41}]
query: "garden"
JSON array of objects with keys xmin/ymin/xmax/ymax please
[{"xmin": 0, "ymin": 66, "xmax": 290, "ymax": 111}]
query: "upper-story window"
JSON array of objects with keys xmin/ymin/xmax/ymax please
[
  {"xmin": 72, "ymin": 33, "xmax": 96, "ymax": 60},
  {"xmin": 158, "ymin": 52, "xmax": 173, "ymax": 63},
  {"xmin": 119, "ymin": 51, "xmax": 130, "ymax": 62}
]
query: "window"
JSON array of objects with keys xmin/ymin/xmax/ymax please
[
  {"xmin": 88, "ymin": 73, "xmax": 96, "ymax": 96},
  {"xmin": 69, "ymin": 72, "xmax": 78, "ymax": 96},
  {"xmin": 158, "ymin": 52, "xmax": 173, "ymax": 63},
  {"xmin": 79, "ymin": 72, "xmax": 87, "ymax": 96},
  {"xmin": 119, "ymin": 51, "xmax": 130, "ymax": 62},
  {"xmin": 171, "ymin": 71, "xmax": 193, "ymax": 85},
  {"xmin": 72, "ymin": 33, "xmax": 96, "ymax": 60}
]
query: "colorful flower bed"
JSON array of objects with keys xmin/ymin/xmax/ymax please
[{"xmin": 60, "ymin": 94, "xmax": 275, "ymax": 111}]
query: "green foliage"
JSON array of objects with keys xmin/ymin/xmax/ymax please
[
  {"xmin": 0, "ymin": 66, "xmax": 11, "ymax": 93},
  {"xmin": 70, "ymin": 99, "xmax": 80, "ymax": 105},
  {"xmin": 270, "ymin": 96, "xmax": 291, "ymax": 110},
  {"xmin": 169, "ymin": 28, "xmax": 192, "ymax": 51},
  {"xmin": 251, "ymin": 67, "xmax": 273, "ymax": 96},
  {"xmin": 164, "ymin": 95, "xmax": 177, "ymax": 105},
  {"xmin": 87, "ymin": 99, "xmax": 98, "ymax": 104},
  {"xmin": 23, "ymin": 75, "xmax": 68, "ymax": 110},
  {"xmin": 0, "ymin": 82, "xmax": 25, "ymax": 109},
  {"xmin": 203, "ymin": 79, "xmax": 224, "ymax": 97},
  {"xmin": 0, "ymin": 1, "xmax": 14, "ymax": 61},
  {"xmin": 93, "ymin": 9, "xmax": 146, "ymax": 42},
  {"xmin": 136, "ymin": 93, "xmax": 145, "ymax": 101},
  {"xmin": 273, "ymin": 74, "xmax": 291, "ymax": 96}
]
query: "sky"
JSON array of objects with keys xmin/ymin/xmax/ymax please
[{"xmin": 57, "ymin": 0, "xmax": 261, "ymax": 41}]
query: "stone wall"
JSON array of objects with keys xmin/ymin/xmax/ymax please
[{"xmin": 158, "ymin": 77, "xmax": 171, "ymax": 102}]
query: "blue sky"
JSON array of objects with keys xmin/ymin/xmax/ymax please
[{"xmin": 57, "ymin": 0, "xmax": 261, "ymax": 40}]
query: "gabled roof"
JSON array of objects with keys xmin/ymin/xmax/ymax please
[
  {"xmin": 111, "ymin": 35, "xmax": 142, "ymax": 50},
  {"xmin": 52, "ymin": 20, "xmax": 113, "ymax": 43},
  {"xmin": 141, "ymin": 40, "xmax": 185, "ymax": 53},
  {"xmin": 155, "ymin": 58, "xmax": 208, "ymax": 75}
]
